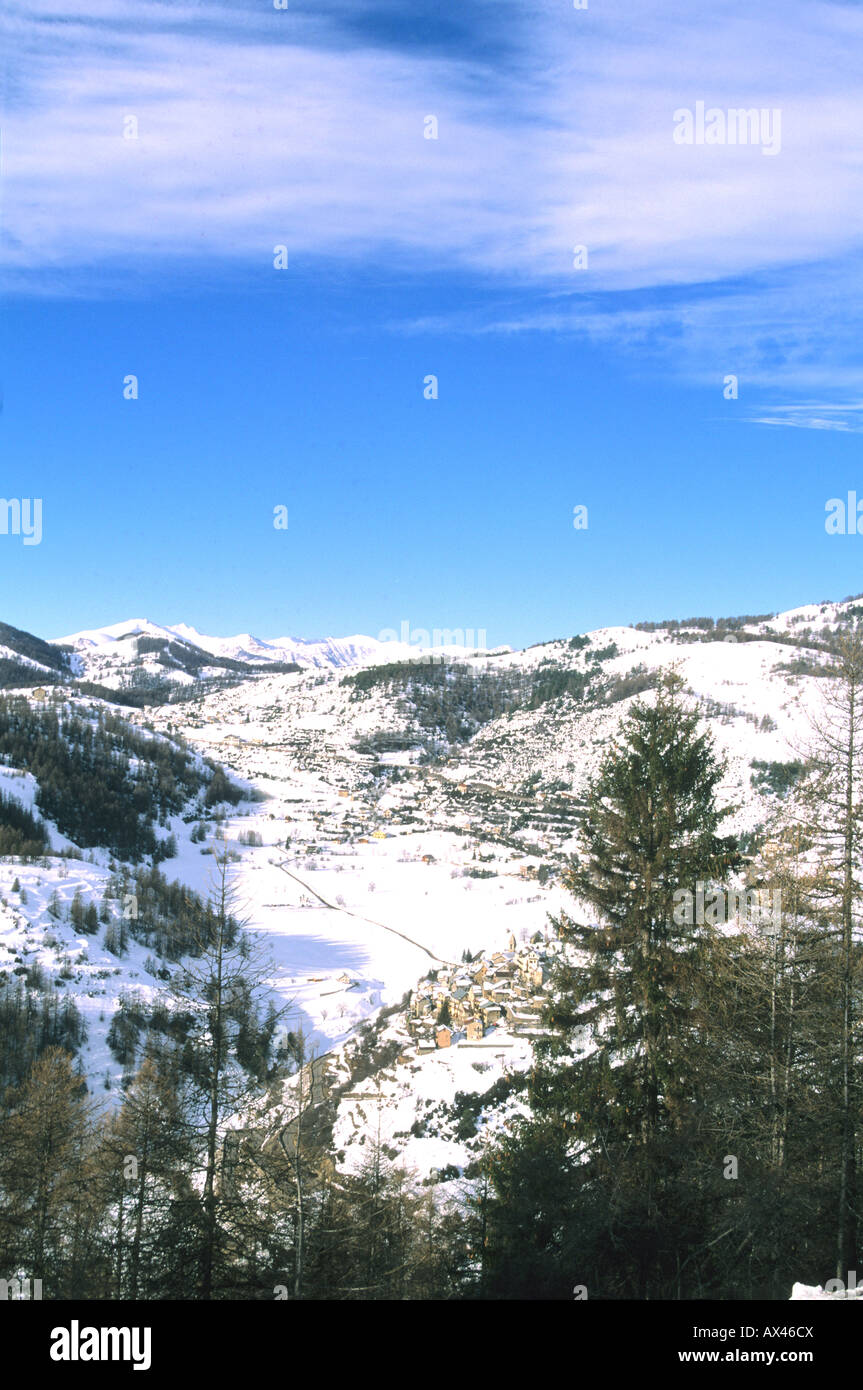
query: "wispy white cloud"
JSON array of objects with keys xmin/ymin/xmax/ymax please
[
  {"xmin": 748, "ymin": 402, "xmax": 863, "ymax": 432},
  {"xmin": 3, "ymin": 0, "xmax": 863, "ymax": 395},
  {"xmin": 752, "ymin": 416, "xmax": 858, "ymax": 432},
  {"xmin": 393, "ymin": 257, "xmax": 863, "ymax": 398}
]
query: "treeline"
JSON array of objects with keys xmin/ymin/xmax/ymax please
[
  {"xmin": 0, "ymin": 976, "xmax": 86, "ymax": 1092},
  {"xmin": 133, "ymin": 635, "xmax": 241, "ymax": 674},
  {"xmin": 131, "ymin": 634, "xmax": 299, "ymax": 679},
  {"xmin": 101, "ymin": 861, "xmax": 242, "ymax": 961},
  {"xmin": 345, "ymin": 661, "xmax": 522, "ymax": 745},
  {"xmin": 0, "ymin": 661, "xmax": 60, "ymax": 690},
  {"xmin": 0, "ymin": 696, "xmax": 243, "ymax": 858},
  {"xmin": 0, "ymin": 1040, "xmax": 475, "ymax": 1299},
  {"xmin": 106, "ymin": 985, "xmax": 277, "ymax": 1085},
  {"xmin": 0, "ymin": 790, "xmax": 49, "ymax": 857},
  {"xmin": 344, "ymin": 655, "xmax": 658, "ymax": 750},
  {"xmin": 0, "ymin": 854, "xmax": 472, "ymax": 1300},
  {"xmin": 750, "ymin": 758, "xmax": 806, "ymax": 798},
  {"xmin": 474, "ymin": 656, "xmax": 863, "ymax": 1299},
  {"xmin": 634, "ymin": 612, "xmax": 774, "ymax": 633},
  {"xmin": 0, "ymin": 620, "xmax": 70, "ymax": 674},
  {"xmin": 0, "ymin": 853, "xmax": 257, "ymax": 1101}
]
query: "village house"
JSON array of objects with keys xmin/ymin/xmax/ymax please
[
  {"xmin": 480, "ymin": 1002, "xmax": 504, "ymax": 1026},
  {"xmin": 517, "ymin": 950, "xmax": 545, "ymax": 990},
  {"xmin": 406, "ymin": 936, "xmax": 555, "ymax": 1055},
  {"xmin": 449, "ymin": 988, "xmax": 472, "ymax": 1027}
]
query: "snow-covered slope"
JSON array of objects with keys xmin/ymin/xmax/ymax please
[
  {"xmin": 169, "ymin": 623, "xmax": 390, "ymax": 669},
  {"xmin": 54, "ymin": 618, "xmax": 180, "ymax": 650},
  {"xmin": 54, "ymin": 617, "xmax": 505, "ymax": 675},
  {"xmin": 3, "ymin": 591, "xmax": 858, "ymax": 1179}
]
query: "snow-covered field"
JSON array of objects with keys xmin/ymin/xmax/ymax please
[{"xmin": 158, "ymin": 778, "xmax": 570, "ymax": 1056}]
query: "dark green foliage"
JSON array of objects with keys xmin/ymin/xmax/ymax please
[
  {"xmin": 635, "ymin": 615, "xmax": 718, "ymax": 632},
  {"xmin": 750, "ymin": 758, "xmax": 806, "ymax": 798},
  {"xmin": 591, "ymin": 642, "xmax": 619, "ymax": 662},
  {"xmin": 598, "ymin": 665, "xmax": 658, "ymax": 705},
  {"xmin": 448, "ymin": 1077, "xmax": 514, "ymax": 1141},
  {"xmin": 0, "ymin": 790, "xmax": 49, "ymax": 857},
  {"xmin": 344, "ymin": 655, "xmax": 655, "ymax": 754},
  {"xmin": 133, "ymin": 633, "xmax": 300, "ymax": 679},
  {"xmin": 0, "ymin": 661, "xmax": 60, "ymax": 690},
  {"xmin": 0, "ymin": 620, "xmax": 70, "ymax": 673},
  {"xmin": 524, "ymin": 666, "xmax": 592, "ymax": 707},
  {"xmin": 715, "ymin": 612, "xmax": 775, "ymax": 629},
  {"xmin": 0, "ymin": 695, "xmax": 241, "ymax": 858},
  {"xmin": 0, "ymin": 978, "xmax": 86, "ymax": 1090},
  {"xmin": 106, "ymin": 862, "xmax": 240, "ymax": 961},
  {"xmin": 345, "ymin": 661, "xmax": 522, "ymax": 743},
  {"xmin": 480, "ymin": 677, "xmax": 753, "ymax": 1298},
  {"xmin": 545, "ymin": 676, "xmax": 740, "ymax": 1136},
  {"xmin": 478, "ymin": 1119, "xmax": 584, "ymax": 1299},
  {"xmin": 106, "ymin": 995, "xmax": 146, "ymax": 1066},
  {"xmin": 234, "ymin": 997, "xmax": 279, "ymax": 1082},
  {"xmin": 475, "ymin": 675, "xmax": 860, "ymax": 1299},
  {"xmin": 773, "ymin": 656, "xmax": 831, "ymax": 678},
  {"xmin": 204, "ymin": 767, "xmax": 243, "ymax": 808},
  {"xmin": 634, "ymin": 613, "xmax": 774, "ymax": 634},
  {"xmin": 153, "ymin": 832, "xmax": 178, "ymax": 863}
]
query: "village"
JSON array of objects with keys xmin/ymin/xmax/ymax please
[
  {"xmin": 186, "ymin": 709, "xmax": 585, "ymax": 883},
  {"xmin": 406, "ymin": 933, "xmax": 560, "ymax": 1052}
]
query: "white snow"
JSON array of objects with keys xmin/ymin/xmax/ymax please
[{"xmin": 4, "ymin": 593, "xmax": 857, "ymax": 1177}]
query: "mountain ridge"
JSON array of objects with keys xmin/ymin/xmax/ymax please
[{"xmin": 51, "ymin": 616, "xmax": 508, "ymax": 674}]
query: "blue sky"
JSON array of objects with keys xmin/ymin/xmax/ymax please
[{"xmin": 3, "ymin": 0, "xmax": 863, "ymax": 650}]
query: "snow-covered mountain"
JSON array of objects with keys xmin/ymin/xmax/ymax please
[
  {"xmin": 52, "ymin": 616, "xmax": 504, "ymax": 680},
  {"xmin": 168, "ymin": 622, "xmax": 396, "ymax": 670}
]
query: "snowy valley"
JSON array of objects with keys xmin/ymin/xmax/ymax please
[{"xmin": 0, "ymin": 596, "xmax": 847, "ymax": 1190}]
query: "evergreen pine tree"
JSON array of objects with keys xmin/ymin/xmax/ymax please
[
  {"xmin": 490, "ymin": 675, "xmax": 741, "ymax": 1298},
  {"xmin": 96, "ymin": 1054, "xmax": 196, "ymax": 1299},
  {"xmin": 540, "ymin": 673, "xmax": 739, "ymax": 1141}
]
